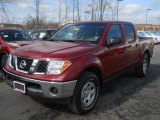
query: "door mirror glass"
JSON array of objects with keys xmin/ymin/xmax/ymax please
[
  {"xmin": 106, "ymin": 24, "xmax": 123, "ymax": 46},
  {"xmin": 108, "ymin": 37, "xmax": 122, "ymax": 46}
]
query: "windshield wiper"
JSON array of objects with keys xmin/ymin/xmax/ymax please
[
  {"xmin": 63, "ymin": 40, "xmax": 77, "ymax": 42},
  {"xmin": 49, "ymin": 39, "xmax": 91, "ymax": 44}
]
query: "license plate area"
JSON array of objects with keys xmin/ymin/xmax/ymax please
[{"xmin": 13, "ymin": 81, "xmax": 26, "ymax": 93}]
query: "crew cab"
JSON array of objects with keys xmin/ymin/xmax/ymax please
[
  {"xmin": 0, "ymin": 29, "xmax": 33, "ymax": 71},
  {"xmin": 4, "ymin": 21, "xmax": 154, "ymax": 114}
]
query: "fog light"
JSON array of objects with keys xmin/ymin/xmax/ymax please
[{"xmin": 50, "ymin": 87, "xmax": 58, "ymax": 95}]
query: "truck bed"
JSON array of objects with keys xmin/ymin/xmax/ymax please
[{"xmin": 139, "ymin": 37, "xmax": 154, "ymax": 57}]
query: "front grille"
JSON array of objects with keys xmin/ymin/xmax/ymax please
[
  {"xmin": 10, "ymin": 55, "xmax": 49, "ymax": 74},
  {"xmin": 17, "ymin": 57, "xmax": 33, "ymax": 72},
  {"xmin": 37, "ymin": 61, "xmax": 48, "ymax": 73}
]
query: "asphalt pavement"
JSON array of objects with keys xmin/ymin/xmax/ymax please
[{"xmin": 1, "ymin": 44, "xmax": 160, "ymax": 120}]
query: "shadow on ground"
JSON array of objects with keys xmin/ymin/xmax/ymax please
[
  {"xmin": 0, "ymin": 71, "xmax": 5, "ymax": 82},
  {"xmin": 27, "ymin": 63, "xmax": 160, "ymax": 119}
]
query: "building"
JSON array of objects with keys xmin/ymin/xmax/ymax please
[
  {"xmin": 135, "ymin": 24, "xmax": 160, "ymax": 31},
  {"xmin": 0, "ymin": 23, "xmax": 23, "ymax": 29}
]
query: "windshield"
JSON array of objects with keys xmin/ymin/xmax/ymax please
[
  {"xmin": 138, "ymin": 32, "xmax": 146, "ymax": 36},
  {"xmin": 145, "ymin": 32, "xmax": 154, "ymax": 36},
  {"xmin": 0, "ymin": 30, "xmax": 32, "ymax": 41},
  {"xmin": 49, "ymin": 23, "xmax": 105, "ymax": 44}
]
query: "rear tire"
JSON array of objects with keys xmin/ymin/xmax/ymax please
[
  {"xmin": 68, "ymin": 71, "xmax": 100, "ymax": 114},
  {"xmin": 135, "ymin": 54, "xmax": 150, "ymax": 77}
]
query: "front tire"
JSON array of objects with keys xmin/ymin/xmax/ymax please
[
  {"xmin": 0, "ymin": 54, "xmax": 8, "ymax": 79},
  {"xmin": 135, "ymin": 54, "xmax": 150, "ymax": 77},
  {"xmin": 0, "ymin": 54, "xmax": 8, "ymax": 70},
  {"xmin": 68, "ymin": 72, "xmax": 100, "ymax": 114}
]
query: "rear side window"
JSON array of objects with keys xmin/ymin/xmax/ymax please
[
  {"xmin": 32, "ymin": 32, "xmax": 39, "ymax": 39},
  {"xmin": 106, "ymin": 24, "xmax": 122, "ymax": 43},
  {"xmin": 20, "ymin": 31, "xmax": 32, "ymax": 40},
  {"xmin": 124, "ymin": 24, "xmax": 135, "ymax": 42}
]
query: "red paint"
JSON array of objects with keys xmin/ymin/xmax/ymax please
[{"xmin": 4, "ymin": 21, "xmax": 154, "ymax": 82}]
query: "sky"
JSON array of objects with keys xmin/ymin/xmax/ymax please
[{"xmin": 1, "ymin": 0, "xmax": 160, "ymax": 24}]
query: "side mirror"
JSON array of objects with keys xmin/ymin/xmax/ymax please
[{"xmin": 108, "ymin": 37, "xmax": 122, "ymax": 46}]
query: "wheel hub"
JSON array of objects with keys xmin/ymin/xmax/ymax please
[
  {"xmin": 81, "ymin": 81, "xmax": 96, "ymax": 107},
  {"xmin": 143, "ymin": 58, "xmax": 148, "ymax": 74}
]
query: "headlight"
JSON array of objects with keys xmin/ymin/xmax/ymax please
[
  {"xmin": 47, "ymin": 60, "xmax": 71, "ymax": 74},
  {"xmin": 8, "ymin": 43, "xmax": 20, "ymax": 47},
  {"xmin": 7, "ymin": 54, "xmax": 12, "ymax": 67}
]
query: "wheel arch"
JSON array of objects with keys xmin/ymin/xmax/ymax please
[
  {"xmin": 83, "ymin": 66, "xmax": 104, "ymax": 90},
  {"xmin": 144, "ymin": 49, "xmax": 150, "ymax": 63},
  {"xmin": 0, "ymin": 51, "xmax": 8, "ymax": 58}
]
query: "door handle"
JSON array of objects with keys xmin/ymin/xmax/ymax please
[{"xmin": 124, "ymin": 45, "xmax": 132, "ymax": 49}]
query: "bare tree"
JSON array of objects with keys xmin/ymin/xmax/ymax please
[
  {"xmin": 76, "ymin": 0, "xmax": 80, "ymax": 21},
  {"xmin": 0, "ymin": 0, "xmax": 15, "ymax": 24},
  {"xmin": 72, "ymin": 0, "xmax": 75, "ymax": 21},
  {"xmin": 91, "ymin": 0, "xmax": 95, "ymax": 20},
  {"xmin": 65, "ymin": 0, "xmax": 68, "ymax": 23},
  {"xmin": 88, "ymin": 0, "xmax": 111, "ymax": 21},
  {"xmin": 58, "ymin": 0, "xmax": 62, "ymax": 25},
  {"xmin": 34, "ymin": 0, "xmax": 41, "ymax": 29},
  {"xmin": 0, "ymin": 1, "xmax": 5, "ymax": 23},
  {"xmin": 98, "ymin": 0, "xmax": 108, "ymax": 20},
  {"xmin": 104, "ymin": 2, "xmax": 116, "ymax": 21}
]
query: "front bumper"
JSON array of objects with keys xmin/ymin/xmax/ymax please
[{"xmin": 4, "ymin": 69, "xmax": 77, "ymax": 99}]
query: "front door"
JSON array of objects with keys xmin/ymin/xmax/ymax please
[{"xmin": 101, "ymin": 24, "xmax": 128, "ymax": 78}]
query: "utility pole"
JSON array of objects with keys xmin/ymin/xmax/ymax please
[
  {"xmin": 146, "ymin": 8, "xmax": 151, "ymax": 25},
  {"xmin": 116, "ymin": 0, "xmax": 123, "ymax": 20}
]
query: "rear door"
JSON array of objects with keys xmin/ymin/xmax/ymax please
[{"xmin": 123, "ymin": 24, "xmax": 140, "ymax": 65}]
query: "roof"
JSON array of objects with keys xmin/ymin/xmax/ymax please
[{"xmin": 71, "ymin": 20, "xmax": 133, "ymax": 24}]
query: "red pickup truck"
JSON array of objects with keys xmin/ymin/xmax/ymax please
[
  {"xmin": 4, "ymin": 21, "xmax": 154, "ymax": 114},
  {"xmin": 0, "ymin": 29, "xmax": 33, "ymax": 71}
]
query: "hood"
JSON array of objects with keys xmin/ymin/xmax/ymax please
[
  {"xmin": 7, "ymin": 40, "xmax": 35, "ymax": 47},
  {"xmin": 13, "ymin": 41, "xmax": 97, "ymax": 60}
]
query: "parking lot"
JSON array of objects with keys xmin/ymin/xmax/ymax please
[{"xmin": 0, "ymin": 44, "xmax": 160, "ymax": 120}]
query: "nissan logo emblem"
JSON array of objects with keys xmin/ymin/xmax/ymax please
[{"xmin": 20, "ymin": 60, "xmax": 27, "ymax": 69}]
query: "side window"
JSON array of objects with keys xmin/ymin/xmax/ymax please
[
  {"xmin": 32, "ymin": 32, "xmax": 39, "ymax": 39},
  {"xmin": 21, "ymin": 32, "xmax": 32, "ymax": 40},
  {"xmin": 124, "ymin": 24, "xmax": 135, "ymax": 42},
  {"xmin": 39, "ymin": 32, "xmax": 46, "ymax": 38},
  {"xmin": 106, "ymin": 24, "xmax": 122, "ymax": 45},
  {"xmin": 13, "ymin": 31, "xmax": 22, "ymax": 40}
]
